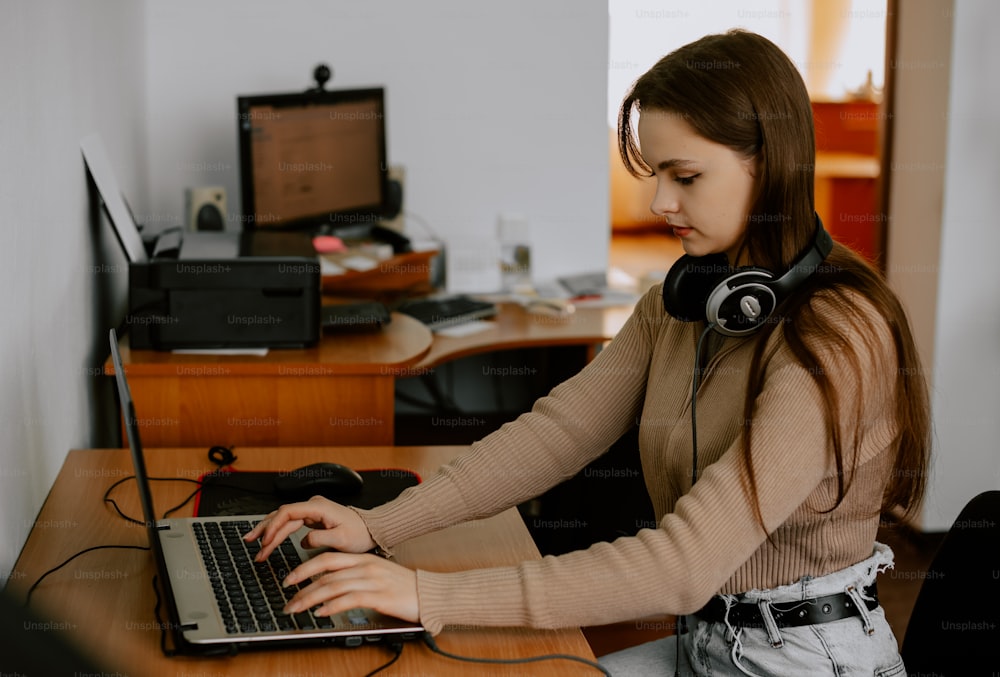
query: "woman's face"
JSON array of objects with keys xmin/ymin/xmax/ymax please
[{"xmin": 637, "ymin": 109, "xmax": 757, "ymax": 264}]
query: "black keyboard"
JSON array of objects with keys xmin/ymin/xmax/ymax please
[
  {"xmin": 193, "ymin": 520, "xmax": 334, "ymax": 635},
  {"xmin": 397, "ymin": 295, "xmax": 498, "ymax": 330}
]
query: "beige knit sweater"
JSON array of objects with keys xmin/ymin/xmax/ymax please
[{"xmin": 358, "ymin": 284, "xmax": 899, "ymax": 635}]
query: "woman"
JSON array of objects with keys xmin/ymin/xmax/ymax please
[{"xmin": 247, "ymin": 30, "xmax": 929, "ymax": 675}]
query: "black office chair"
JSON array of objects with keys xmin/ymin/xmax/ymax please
[
  {"xmin": 900, "ymin": 490, "xmax": 1000, "ymax": 675},
  {"xmin": 0, "ymin": 585, "xmax": 111, "ymax": 675}
]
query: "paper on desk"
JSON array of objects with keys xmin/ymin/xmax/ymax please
[
  {"xmin": 569, "ymin": 289, "xmax": 640, "ymax": 308},
  {"xmin": 532, "ymin": 276, "xmax": 640, "ymax": 308},
  {"xmin": 340, "ymin": 255, "xmax": 379, "ymax": 271},
  {"xmin": 319, "ymin": 257, "xmax": 346, "ymax": 275},
  {"xmin": 172, "ymin": 348, "xmax": 270, "ymax": 356},
  {"xmin": 434, "ymin": 320, "xmax": 495, "ymax": 337}
]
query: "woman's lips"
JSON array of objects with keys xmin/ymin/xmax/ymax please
[{"xmin": 672, "ymin": 225, "xmax": 693, "ymax": 237}]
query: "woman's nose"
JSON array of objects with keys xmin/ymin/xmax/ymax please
[{"xmin": 649, "ymin": 180, "xmax": 679, "ymax": 218}]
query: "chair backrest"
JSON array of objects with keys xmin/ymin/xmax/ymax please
[{"xmin": 900, "ymin": 490, "xmax": 1000, "ymax": 671}]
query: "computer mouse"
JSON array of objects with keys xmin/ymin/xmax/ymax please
[{"xmin": 273, "ymin": 462, "xmax": 364, "ymax": 500}]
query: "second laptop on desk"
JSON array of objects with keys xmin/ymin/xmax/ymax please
[{"xmin": 396, "ymin": 295, "xmax": 498, "ymax": 330}]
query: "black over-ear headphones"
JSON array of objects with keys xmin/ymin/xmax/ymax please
[{"xmin": 662, "ymin": 215, "xmax": 833, "ymax": 337}]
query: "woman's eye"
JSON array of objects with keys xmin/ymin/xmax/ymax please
[{"xmin": 674, "ymin": 174, "xmax": 700, "ymax": 186}]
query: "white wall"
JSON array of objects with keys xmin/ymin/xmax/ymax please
[
  {"xmin": 0, "ymin": 0, "xmax": 146, "ymax": 580},
  {"xmin": 923, "ymin": 0, "xmax": 1000, "ymax": 528},
  {"xmin": 142, "ymin": 0, "xmax": 610, "ymax": 284}
]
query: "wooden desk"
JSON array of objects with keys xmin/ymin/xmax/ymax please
[
  {"xmin": 108, "ymin": 312, "xmax": 433, "ymax": 447},
  {"xmin": 411, "ymin": 301, "xmax": 633, "ymax": 372},
  {"xmin": 8, "ymin": 446, "xmax": 598, "ymax": 676},
  {"xmin": 108, "ymin": 303, "xmax": 631, "ymax": 448}
]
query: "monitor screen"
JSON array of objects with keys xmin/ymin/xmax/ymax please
[{"xmin": 237, "ymin": 87, "xmax": 388, "ymax": 231}]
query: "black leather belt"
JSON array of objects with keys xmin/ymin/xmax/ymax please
[{"xmin": 693, "ymin": 583, "xmax": 879, "ymax": 629}]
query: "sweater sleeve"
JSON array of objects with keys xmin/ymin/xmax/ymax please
[
  {"xmin": 412, "ymin": 361, "xmax": 833, "ymax": 633},
  {"xmin": 413, "ymin": 299, "xmax": 898, "ymax": 634},
  {"xmin": 354, "ymin": 287, "xmax": 663, "ymax": 550}
]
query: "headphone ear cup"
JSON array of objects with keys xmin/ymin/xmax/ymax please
[
  {"xmin": 705, "ymin": 269, "xmax": 777, "ymax": 336},
  {"xmin": 662, "ymin": 253, "xmax": 731, "ymax": 322}
]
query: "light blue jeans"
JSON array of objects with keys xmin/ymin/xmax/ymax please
[{"xmin": 600, "ymin": 543, "xmax": 907, "ymax": 676}]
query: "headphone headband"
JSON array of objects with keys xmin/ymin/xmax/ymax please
[{"xmin": 768, "ymin": 221, "xmax": 832, "ymax": 298}]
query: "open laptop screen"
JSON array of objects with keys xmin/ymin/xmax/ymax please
[
  {"xmin": 108, "ymin": 328, "xmax": 159, "ymax": 535},
  {"xmin": 82, "ymin": 135, "xmax": 149, "ymax": 264}
]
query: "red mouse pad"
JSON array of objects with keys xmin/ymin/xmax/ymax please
[{"xmin": 194, "ymin": 468, "xmax": 420, "ymax": 517}]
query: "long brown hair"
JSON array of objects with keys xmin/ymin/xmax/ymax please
[{"xmin": 618, "ymin": 30, "xmax": 930, "ymax": 526}]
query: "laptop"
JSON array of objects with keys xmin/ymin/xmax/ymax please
[
  {"xmin": 81, "ymin": 134, "xmax": 315, "ymax": 264},
  {"xmin": 108, "ymin": 328, "xmax": 424, "ymax": 653}
]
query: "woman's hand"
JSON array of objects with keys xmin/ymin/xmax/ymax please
[
  {"xmin": 243, "ymin": 495, "xmax": 377, "ymax": 562},
  {"xmin": 281, "ymin": 552, "xmax": 420, "ymax": 623}
]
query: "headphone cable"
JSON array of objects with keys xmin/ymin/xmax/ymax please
[
  {"xmin": 690, "ymin": 323, "xmax": 716, "ymax": 486},
  {"xmin": 676, "ymin": 321, "xmax": 716, "ymax": 677}
]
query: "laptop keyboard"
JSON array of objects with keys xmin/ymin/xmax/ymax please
[{"xmin": 193, "ymin": 520, "xmax": 339, "ymax": 635}]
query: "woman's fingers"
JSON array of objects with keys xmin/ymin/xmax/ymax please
[
  {"xmin": 243, "ymin": 496, "xmax": 376, "ymax": 561},
  {"xmin": 243, "ymin": 497, "xmax": 334, "ymax": 560},
  {"xmin": 281, "ymin": 553, "xmax": 419, "ymax": 623}
]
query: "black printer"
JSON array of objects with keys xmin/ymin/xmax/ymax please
[
  {"xmin": 82, "ymin": 134, "xmax": 320, "ymax": 350},
  {"xmin": 127, "ymin": 230, "xmax": 320, "ymax": 350}
]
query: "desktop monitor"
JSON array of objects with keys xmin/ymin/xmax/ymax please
[{"xmin": 237, "ymin": 87, "xmax": 389, "ymax": 232}]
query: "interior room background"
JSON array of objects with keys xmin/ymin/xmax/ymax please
[{"xmin": 1, "ymin": 0, "xmax": 997, "ymax": 582}]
